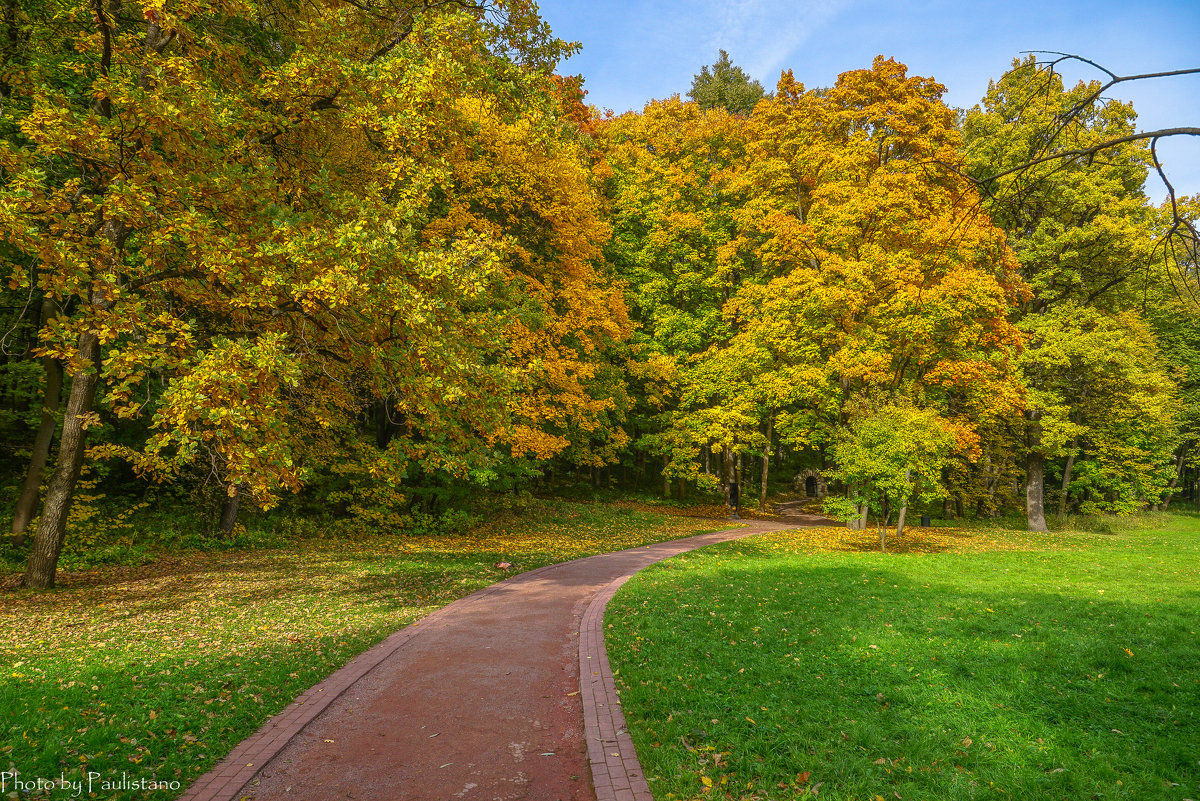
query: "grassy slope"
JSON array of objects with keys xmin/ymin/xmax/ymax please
[
  {"xmin": 606, "ymin": 517, "xmax": 1200, "ymax": 801},
  {"xmin": 0, "ymin": 500, "xmax": 728, "ymax": 800}
]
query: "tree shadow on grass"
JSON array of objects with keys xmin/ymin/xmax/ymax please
[{"xmin": 609, "ymin": 560, "xmax": 1200, "ymax": 801}]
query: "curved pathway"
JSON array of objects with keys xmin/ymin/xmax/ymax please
[{"xmin": 180, "ymin": 518, "xmax": 813, "ymax": 801}]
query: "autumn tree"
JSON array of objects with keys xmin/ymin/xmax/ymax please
[
  {"xmin": 709, "ymin": 58, "xmax": 1026, "ymax": 513},
  {"xmin": 827, "ymin": 400, "xmax": 956, "ymax": 549},
  {"xmin": 962, "ymin": 55, "xmax": 1163, "ymax": 530},
  {"xmin": 1, "ymin": 0, "xmax": 622, "ymax": 587},
  {"xmin": 598, "ymin": 97, "xmax": 750, "ymax": 503}
]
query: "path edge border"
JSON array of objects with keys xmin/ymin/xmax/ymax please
[
  {"xmin": 579, "ymin": 571, "xmax": 653, "ymax": 801},
  {"xmin": 577, "ymin": 521, "xmax": 798, "ymax": 801}
]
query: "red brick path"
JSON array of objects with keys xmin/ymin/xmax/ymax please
[{"xmin": 179, "ymin": 520, "xmax": 798, "ymax": 801}]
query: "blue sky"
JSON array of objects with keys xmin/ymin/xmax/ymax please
[{"xmin": 536, "ymin": 0, "xmax": 1200, "ymax": 201}]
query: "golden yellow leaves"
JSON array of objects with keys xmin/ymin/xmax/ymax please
[{"xmin": 750, "ymin": 525, "xmax": 1066, "ymax": 557}]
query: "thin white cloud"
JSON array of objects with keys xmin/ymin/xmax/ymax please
[{"xmin": 700, "ymin": 0, "xmax": 858, "ymax": 83}]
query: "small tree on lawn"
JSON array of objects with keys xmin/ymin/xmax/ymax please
[{"xmin": 828, "ymin": 401, "xmax": 956, "ymax": 552}]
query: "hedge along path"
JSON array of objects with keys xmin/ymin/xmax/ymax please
[{"xmin": 179, "ymin": 518, "xmax": 817, "ymax": 801}]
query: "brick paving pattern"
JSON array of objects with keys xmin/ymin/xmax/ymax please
[{"xmin": 178, "ymin": 519, "xmax": 804, "ymax": 801}]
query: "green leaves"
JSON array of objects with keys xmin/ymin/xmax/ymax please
[
  {"xmin": 688, "ymin": 50, "xmax": 765, "ymax": 116},
  {"xmin": 1020, "ymin": 305, "xmax": 1177, "ymax": 513},
  {"xmin": 831, "ymin": 399, "xmax": 957, "ymax": 520}
]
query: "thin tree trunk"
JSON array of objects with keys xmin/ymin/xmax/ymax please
[
  {"xmin": 12, "ymin": 299, "xmax": 63, "ymax": 545},
  {"xmin": 1056, "ymin": 438, "xmax": 1080, "ymax": 521},
  {"xmin": 878, "ymin": 494, "xmax": 887, "ymax": 553},
  {"xmin": 760, "ymin": 412, "xmax": 774, "ymax": 511},
  {"xmin": 1026, "ymin": 410, "xmax": 1048, "ymax": 532},
  {"xmin": 895, "ymin": 469, "xmax": 911, "ymax": 538},
  {"xmin": 796, "ymin": 188, "xmax": 820, "ymax": 270},
  {"xmin": 722, "ymin": 445, "xmax": 733, "ymax": 514},
  {"xmin": 23, "ymin": 332, "xmax": 100, "ymax": 589},
  {"xmin": 374, "ymin": 397, "xmax": 396, "ymax": 449},
  {"xmin": 983, "ymin": 459, "xmax": 998, "ymax": 516},
  {"xmin": 662, "ymin": 454, "xmax": 670, "ymax": 499},
  {"xmin": 218, "ymin": 484, "xmax": 243, "ymax": 535}
]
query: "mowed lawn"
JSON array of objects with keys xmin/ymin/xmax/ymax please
[
  {"xmin": 606, "ymin": 516, "xmax": 1200, "ymax": 801},
  {"xmin": 0, "ymin": 501, "xmax": 726, "ymax": 801}
]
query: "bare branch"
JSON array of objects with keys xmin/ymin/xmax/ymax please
[{"xmin": 981, "ymin": 127, "xmax": 1200, "ymax": 183}]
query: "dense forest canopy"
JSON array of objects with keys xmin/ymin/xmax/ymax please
[{"xmin": 1, "ymin": 2, "xmax": 1196, "ymax": 587}]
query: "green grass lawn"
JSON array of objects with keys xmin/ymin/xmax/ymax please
[
  {"xmin": 606, "ymin": 515, "xmax": 1200, "ymax": 801},
  {"xmin": 0, "ymin": 500, "xmax": 727, "ymax": 800}
]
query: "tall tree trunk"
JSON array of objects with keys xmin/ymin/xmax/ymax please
[
  {"xmin": 218, "ymin": 484, "xmax": 243, "ymax": 536},
  {"xmin": 895, "ymin": 469, "xmax": 911, "ymax": 538},
  {"xmin": 760, "ymin": 412, "xmax": 774, "ymax": 511},
  {"xmin": 722, "ymin": 445, "xmax": 734, "ymax": 514},
  {"xmin": 1056, "ymin": 437, "xmax": 1080, "ymax": 521},
  {"xmin": 1026, "ymin": 451, "xmax": 1048, "ymax": 532},
  {"xmin": 985, "ymin": 474, "xmax": 998, "ymax": 516},
  {"xmin": 23, "ymin": 332, "xmax": 101, "ymax": 589},
  {"xmin": 1026, "ymin": 411, "xmax": 1048, "ymax": 532},
  {"xmin": 374, "ymin": 397, "xmax": 397, "ymax": 449},
  {"xmin": 11, "ymin": 299, "xmax": 63, "ymax": 545},
  {"xmin": 662, "ymin": 454, "xmax": 670, "ymax": 499},
  {"xmin": 1159, "ymin": 450, "xmax": 1186, "ymax": 511},
  {"xmin": 878, "ymin": 494, "xmax": 887, "ymax": 553}
]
